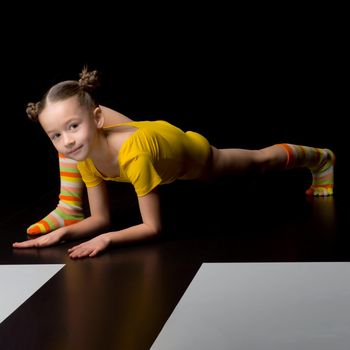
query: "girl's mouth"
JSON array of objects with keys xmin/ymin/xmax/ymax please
[{"xmin": 68, "ymin": 145, "xmax": 83, "ymax": 155}]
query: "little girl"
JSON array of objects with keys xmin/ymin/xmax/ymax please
[{"xmin": 13, "ymin": 68, "xmax": 335, "ymax": 259}]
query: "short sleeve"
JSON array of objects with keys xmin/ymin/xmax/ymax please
[
  {"xmin": 77, "ymin": 160, "xmax": 103, "ymax": 188},
  {"xmin": 123, "ymin": 154, "xmax": 162, "ymax": 197}
]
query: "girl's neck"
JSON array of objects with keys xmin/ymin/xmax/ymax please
[
  {"xmin": 89, "ymin": 130, "xmax": 120, "ymax": 178},
  {"xmin": 90, "ymin": 130, "xmax": 116, "ymax": 162}
]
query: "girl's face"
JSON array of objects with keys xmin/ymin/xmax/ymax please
[{"xmin": 39, "ymin": 96, "xmax": 101, "ymax": 161}]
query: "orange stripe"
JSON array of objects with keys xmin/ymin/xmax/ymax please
[
  {"xmin": 64, "ymin": 219, "xmax": 82, "ymax": 226},
  {"xmin": 38, "ymin": 220, "xmax": 50, "ymax": 231},
  {"xmin": 275, "ymin": 144, "xmax": 294, "ymax": 168},
  {"xmin": 60, "ymin": 171, "xmax": 81, "ymax": 178},
  {"xmin": 59, "ymin": 194, "xmax": 81, "ymax": 201}
]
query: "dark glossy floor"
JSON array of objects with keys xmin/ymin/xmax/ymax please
[{"xmin": 0, "ymin": 170, "xmax": 347, "ymax": 350}]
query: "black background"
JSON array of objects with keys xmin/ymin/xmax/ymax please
[{"xmin": 1, "ymin": 5, "xmax": 345, "ymax": 214}]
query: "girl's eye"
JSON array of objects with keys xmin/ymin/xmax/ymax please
[
  {"xmin": 69, "ymin": 123, "xmax": 79, "ymax": 130},
  {"xmin": 52, "ymin": 133, "xmax": 61, "ymax": 140}
]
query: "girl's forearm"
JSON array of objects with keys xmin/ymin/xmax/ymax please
[
  {"xmin": 66, "ymin": 223, "xmax": 160, "ymax": 259},
  {"xmin": 103, "ymin": 223, "xmax": 160, "ymax": 246},
  {"xmin": 62, "ymin": 216, "xmax": 110, "ymax": 240}
]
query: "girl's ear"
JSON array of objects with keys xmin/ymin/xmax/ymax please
[{"xmin": 93, "ymin": 107, "xmax": 104, "ymax": 129}]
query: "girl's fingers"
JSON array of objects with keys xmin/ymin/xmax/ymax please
[
  {"xmin": 69, "ymin": 247, "xmax": 91, "ymax": 259},
  {"xmin": 13, "ymin": 240, "xmax": 37, "ymax": 248},
  {"xmin": 13, "ymin": 232, "xmax": 61, "ymax": 249},
  {"xmin": 89, "ymin": 249, "xmax": 99, "ymax": 257},
  {"xmin": 68, "ymin": 244, "xmax": 82, "ymax": 253}
]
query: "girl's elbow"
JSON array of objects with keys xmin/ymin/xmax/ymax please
[
  {"xmin": 103, "ymin": 217, "xmax": 112, "ymax": 229},
  {"xmin": 154, "ymin": 226, "xmax": 162, "ymax": 237},
  {"xmin": 149, "ymin": 223, "xmax": 162, "ymax": 237}
]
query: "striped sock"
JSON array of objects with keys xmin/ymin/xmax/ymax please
[
  {"xmin": 275, "ymin": 144, "xmax": 335, "ymax": 196},
  {"xmin": 27, "ymin": 154, "xmax": 85, "ymax": 235}
]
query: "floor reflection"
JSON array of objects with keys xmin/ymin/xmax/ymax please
[
  {"xmin": 306, "ymin": 196, "xmax": 336, "ymax": 237},
  {"xmin": 61, "ymin": 244, "xmax": 175, "ymax": 349}
]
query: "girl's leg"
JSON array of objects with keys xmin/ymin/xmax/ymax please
[
  {"xmin": 210, "ymin": 143, "xmax": 334, "ymax": 196},
  {"xmin": 27, "ymin": 154, "xmax": 85, "ymax": 235}
]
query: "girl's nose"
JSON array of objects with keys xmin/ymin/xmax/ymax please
[{"xmin": 63, "ymin": 134, "xmax": 75, "ymax": 147}]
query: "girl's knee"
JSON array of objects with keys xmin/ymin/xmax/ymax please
[
  {"xmin": 255, "ymin": 147, "xmax": 286, "ymax": 173},
  {"xmin": 250, "ymin": 149, "xmax": 271, "ymax": 174}
]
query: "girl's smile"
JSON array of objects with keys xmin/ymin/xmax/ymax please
[{"xmin": 67, "ymin": 145, "xmax": 84, "ymax": 156}]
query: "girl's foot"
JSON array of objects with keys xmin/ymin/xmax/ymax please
[{"xmin": 305, "ymin": 149, "xmax": 335, "ymax": 197}]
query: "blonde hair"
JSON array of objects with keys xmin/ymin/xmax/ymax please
[{"xmin": 26, "ymin": 66, "xmax": 100, "ymax": 122}]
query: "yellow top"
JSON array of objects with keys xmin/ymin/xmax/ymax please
[{"xmin": 77, "ymin": 120, "xmax": 211, "ymax": 196}]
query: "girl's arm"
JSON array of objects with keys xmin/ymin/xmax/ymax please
[
  {"xmin": 67, "ymin": 189, "xmax": 162, "ymax": 259},
  {"xmin": 13, "ymin": 182, "xmax": 111, "ymax": 249}
]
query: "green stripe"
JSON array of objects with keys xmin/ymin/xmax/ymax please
[
  {"xmin": 55, "ymin": 208, "xmax": 83, "ymax": 220},
  {"xmin": 61, "ymin": 189, "xmax": 79, "ymax": 197},
  {"xmin": 45, "ymin": 216, "xmax": 58, "ymax": 229},
  {"xmin": 60, "ymin": 166, "xmax": 79, "ymax": 173}
]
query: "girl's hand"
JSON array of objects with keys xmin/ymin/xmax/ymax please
[
  {"xmin": 68, "ymin": 234, "xmax": 110, "ymax": 259},
  {"xmin": 13, "ymin": 228, "xmax": 65, "ymax": 249}
]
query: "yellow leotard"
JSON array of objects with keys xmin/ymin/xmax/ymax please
[{"xmin": 77, "ymin": 120, "xmax": 211, "ymax": 196}]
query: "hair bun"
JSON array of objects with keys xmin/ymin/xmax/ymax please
[
  {"xmin": 78, "ymin": 66, "xmax": 100, "ymax": 91},
  {"xmin": 26, "ymin": 102, "xmax": 40, "ymax": 122}
]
